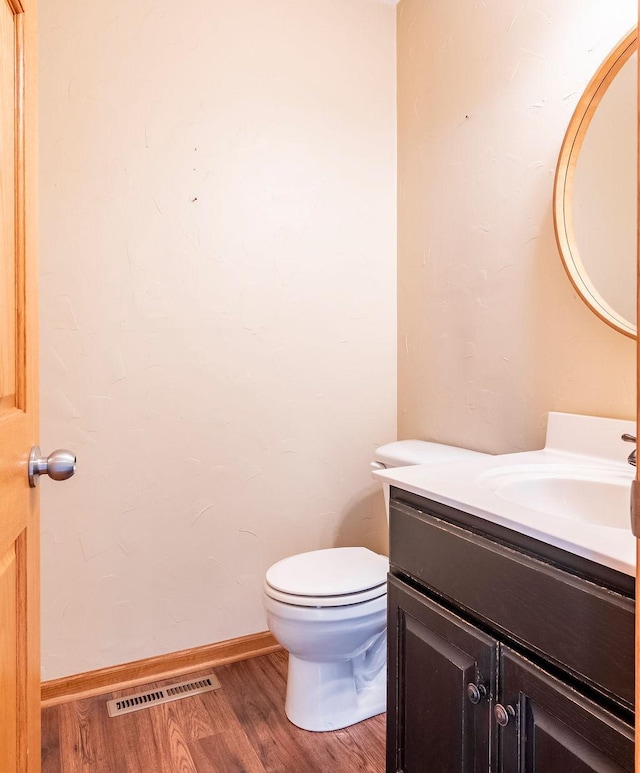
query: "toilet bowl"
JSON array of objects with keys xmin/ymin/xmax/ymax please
[
  {"xmin": 264, "ymin": 547, "xmax": 388, "ymax": 732},
  {"xmin": 263, "ymin": 440, "xmax": 487, "ymax": 732}
]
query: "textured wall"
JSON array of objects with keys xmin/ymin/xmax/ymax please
[
  {"xmin": 39, "ymin": 0, "xmax": 397, "ymax": 679},
  {"xmin": 398, "ymin": 0, "xmax": 636, "ymax": 454}
]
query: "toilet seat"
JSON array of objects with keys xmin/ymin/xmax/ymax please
[
  {"xmin": 264, "ymin": 581, "xmax": 387, "ymax": 607},
  {"xmin": 264, "ymin": 547, "xmax": 389, "ymax": 608}
]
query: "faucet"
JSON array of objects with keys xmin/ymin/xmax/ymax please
[{"xmin": 622, "ymin": 434, "xmax": 636, "ymax": 467}]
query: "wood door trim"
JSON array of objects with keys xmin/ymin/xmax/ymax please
[
  {"xmin": 41, "ymin": 631, "xmax": 281, "ymax": 708},
  {"xmin": 636, "ymin": 1, "xmax": 640, "ymax": 768}
]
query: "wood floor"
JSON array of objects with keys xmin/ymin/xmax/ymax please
[{"xmin": 41, "ymin": 650, "xmax": 386, "ymax": 772}]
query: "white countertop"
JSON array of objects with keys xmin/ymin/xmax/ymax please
[{"xmin": 374, "ymin": 413, "xmax": 637, "ymax": 577}]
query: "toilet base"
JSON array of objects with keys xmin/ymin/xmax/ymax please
[{"xmin": 284, "ymin": 654, "xmax": 386, "ymax": 732}]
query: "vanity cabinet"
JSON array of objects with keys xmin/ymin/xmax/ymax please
[
  {"xmin": 499, "ymin": 648, "xmax": 633, "ymax": 772},
  {"xmin": 387, "ymin": 491, "xmax": 635, "ymax": 773},
  {"xmin": 387, "ymin": 576, "xmax": 496, "ymax": 771}
]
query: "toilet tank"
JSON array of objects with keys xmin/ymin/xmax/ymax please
[{"xmin": 372, "ymin": 440, "xmax": 488, "ymax": 519}]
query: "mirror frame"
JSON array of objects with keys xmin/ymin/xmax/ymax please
[{"xmin": 553, "ymin": 27, "xmax": 637, "ymax": 339}]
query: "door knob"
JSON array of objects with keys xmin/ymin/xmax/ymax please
[
  {"xmin": 28, "ymin": 447, "xmax": 76, "ymax": 487},
  {"xmin": 494, "ymin": 703, "xmax": 516, "ymax": 727},
  {"xmin": 466, "ymin": 683, "xmax": 487, "ymax": 705}
]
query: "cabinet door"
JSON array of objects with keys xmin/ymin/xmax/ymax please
[
  {"xmin": 387, "ymin": 575, "xmax": 498, "ymax": 773},
  {"xmin": 498, "ymin": 647, "xmax": 634, "ymax": 772}
]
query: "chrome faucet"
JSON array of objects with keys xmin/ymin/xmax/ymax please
[{"xmin": 622, "ymin": 434, "xmax": 636, "ymax": 467}]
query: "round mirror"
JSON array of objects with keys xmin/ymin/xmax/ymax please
[{"xmin": 553, "ymin": 28, "xmax": 637, "ymax": 339}]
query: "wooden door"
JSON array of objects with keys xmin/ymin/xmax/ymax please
[
  {"xmin": 387, "ymin": 575, "xmax": 497, "ymax": 772},
  {"xmin": 0, "ymin": 0, "xmax": 39, "ymax": 770}
]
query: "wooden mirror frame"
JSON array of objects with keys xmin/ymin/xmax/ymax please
[{"xmin": 553, "ymin": 27, "xmax": 637, "ymax": 340}]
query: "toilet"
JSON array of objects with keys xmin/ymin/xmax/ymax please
[{"xmin": 263, "ymin": 440, "xmax": 486, "ymax": 732}]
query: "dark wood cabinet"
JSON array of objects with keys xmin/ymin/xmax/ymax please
[
  {"xmin": 387, "ymin": 576, "xmax": 497, "ymax": 772},
  {"xmin": 499, "ymin": 648, "xmax": 633, "ymax": 772},
  {"xmin": 387, "ymin": 491, "xmax": 635, "ymax": 773}
]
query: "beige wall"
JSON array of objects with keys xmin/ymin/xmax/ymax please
[
  {"xmin": 398, "ymin": 0, "xmax": 636, "ymax": 454},
  {"xmin": 39, "ymin": 0, "xmax": 397, "ymax": 680}
]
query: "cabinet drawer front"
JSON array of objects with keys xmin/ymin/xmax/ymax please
[{"xmin": 390, "ymin": 501, "xmax": 634, "ymax": 709}]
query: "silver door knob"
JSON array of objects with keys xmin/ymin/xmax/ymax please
[{"xmin": 28, "ymin": 447, "xmax": 76, "ymax": 487}]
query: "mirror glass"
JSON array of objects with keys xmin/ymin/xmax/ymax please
[{"xmin": 554, "ymin": 30, "xmax": 637, "ymax": 338}]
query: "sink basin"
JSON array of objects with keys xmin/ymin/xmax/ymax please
[
  {"xmin": 478, "ymin": 464, "xmax": 633, "ymax": 530},
  {"xmin": 373, "ymin": 412, "xmax": 638, "ymax": 575}
]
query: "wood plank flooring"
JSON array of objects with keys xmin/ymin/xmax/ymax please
[{"xmin": 41, "ymin": 650, "xmax": 386, "ymax": 772}]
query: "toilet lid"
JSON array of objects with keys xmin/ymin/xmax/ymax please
[{"xmin": 265, "ymin": 547, "xmax": 388, "ymax": 598}]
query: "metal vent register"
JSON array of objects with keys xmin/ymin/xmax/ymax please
[{"xmin": 107, "ymin": 675, "xmax": 221, "ymax": 717}]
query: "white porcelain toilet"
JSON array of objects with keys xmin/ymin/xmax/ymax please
[{"xmin": 263, "ymin": 440, "xmax": 486, "ymax": 732}]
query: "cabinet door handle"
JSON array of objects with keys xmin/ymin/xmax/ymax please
[
  {"xmin": 494, "ymin": 703, "xmax": 516, "ymax": 727},
  {"xmin": 466, "ymin": 683, "xmax": 487, "ymax": 705}
]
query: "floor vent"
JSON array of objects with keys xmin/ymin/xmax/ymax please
[{"xmin": 107, "ymin": 675, "xmax": 222, "ymax": 717}]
